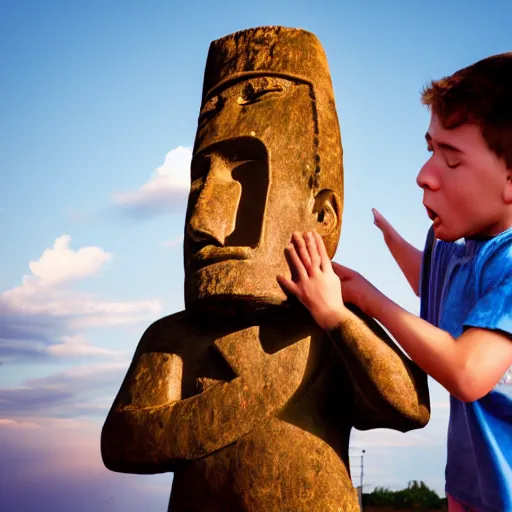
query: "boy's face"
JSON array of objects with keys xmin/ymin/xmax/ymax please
[{"xmin": 417, "ymin": 113, "xmax": 512, "ymax": 241}]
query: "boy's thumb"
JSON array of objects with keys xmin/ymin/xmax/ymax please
[{"xmin": 372, "ymin": 208, "xmax": 381, "ymax": 228}]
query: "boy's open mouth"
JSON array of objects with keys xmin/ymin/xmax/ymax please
[{"xmin": 425, "ymin": 206, "xmax": 439, "ymax": 221}]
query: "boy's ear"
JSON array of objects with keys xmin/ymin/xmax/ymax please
[
  {"xmin": 312, "ymin": 189, "xmax": 341, "ymax": 257},
  {"xmin": 504, "ymin": 170, "xmax": 512, "ymax": 204}
]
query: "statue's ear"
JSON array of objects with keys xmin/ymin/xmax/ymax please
[{"xmin": 313, "ymin": 189, "xmax": 341, "ymax": 257}]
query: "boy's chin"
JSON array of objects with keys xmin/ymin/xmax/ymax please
[{"xmin": 432, "ymin": 222, "xmax": 459, "ymax": 242}]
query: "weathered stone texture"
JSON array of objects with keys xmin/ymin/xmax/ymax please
[{"xmin": 102, "ymin": 26, "xmax": 430, "ymax": 511}]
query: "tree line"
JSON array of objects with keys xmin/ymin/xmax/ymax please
[{"xmin": 363, "ymin": 480, "xmax": 447, "ymax": 510}]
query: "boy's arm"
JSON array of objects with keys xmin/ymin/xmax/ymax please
[
  {"xmin": 277, "ymin": 230, "xmax": 512, "ymax": 403},
  {"xmin": 373, "ymin": 209, "xmax": 423, "ymax": 296},
  {"xmin": 277, "ymin": 231, "xmax": 430, "ymax": 429},
  {"xmin": 360, "ymin": 291, "xmax": 512, "ymax": 402},
  {"xmin": 336, "ymin": 258, "xmax": 512, "ymax": 402}
]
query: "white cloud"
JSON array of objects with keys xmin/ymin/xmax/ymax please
[
  {"xmin": 0, "ymin": 335, "xmax": 125, "ymax": 362},
  {"xmin": 25, "ymin": 361, "xmax": 129, "ymax": 389},
  {"xmin": 0, "ymin": 362, "xmax": 129, "ymax": 417},
  {"xmin": 46, "ymin": 335, "xmax": 124, "ymax": 358},
  {"xmin": 3, "ymin": 235, "xmax": 114, "ymax": 315},
  {"xmin": 113, "ymin": 146, "xmax": 192, "ymax": 216},
  {"xmin": 0, "ymin": 418, "xmax": 40, "ymax": 429},
  {"xmin": 0, "ymin": 235, "xmax": 161, "ymax": 361},
  {"xmin": 27, "ymin": 235, "xmax": 112, "ymax": 286},
  {"xmin": 161, "ymin": 235, "xmax": 184, "ymax": 248}
]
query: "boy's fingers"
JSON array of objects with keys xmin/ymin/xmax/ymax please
[
  {"xmin": 276, "ymin": 274, "xmax": 300, "ymax": 296},
  {"xmin": 285, "ymin": 244, "xmax": 308, "ymax": 282},
  {"xmin": 313, "ymin": 231, "xmax": 331, "ymax": 270},
  {"xmin": 291, "ymin": 232, "xmax": 312, "ymax": 274},
  {"xmin": 372, "ymin": 208, "xmax": 382, "ymax": 227},
  {"xmin": 372, "ymin": 208, "xmax": 391, "ymax": 231},
  {"xmin": 331, "ymin": 262, "xmax": 343, "ymax": 278},
  {"xmin": 304, "ymin": 231, "xmax": 321, "ymax": 269},
  {"xmin": 331, "ymin": 262, "xmax": 353, "ymax": 280}
]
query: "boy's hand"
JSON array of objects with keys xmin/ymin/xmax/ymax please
[
  {"xmin": 372, "ymin": 208, "xmax": 397, "ymax": 243},
  {"xmin": 331, "ymin": 262, "xmax": 384, "ymax": 317},
  {"xmin": 277, "ymin": 231, "xmax": 350, "ymax": 331}
]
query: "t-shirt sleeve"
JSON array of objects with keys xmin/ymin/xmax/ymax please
[
  {"xmin": 419, "ymin": 225, "xmax": 435, "ymax": 318},
  {"xmin": 463, "ymin": 239, "xmax": 512, "ymax": 337}
]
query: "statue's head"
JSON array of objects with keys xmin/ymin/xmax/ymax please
[{"xmin": 184, "ymin": 26, "xmax": 343, "ymax": 314}]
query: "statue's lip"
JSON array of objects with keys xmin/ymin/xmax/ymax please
[{"xmin": 189, "ymin": 245, "xmax": 251, "ymax": 272}]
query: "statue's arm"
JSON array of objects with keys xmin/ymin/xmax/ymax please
[
  {"xmin": 327, "ymin": 305, "xmax": 430, "ymax": 432},
  {"xmin": 101, "ymin": 319, "xmax": 308, "ymax": 474}
]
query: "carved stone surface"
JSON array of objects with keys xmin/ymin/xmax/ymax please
[{"xmin": 102, "ymin": 26, "xmax": 430, "ymax": 511}]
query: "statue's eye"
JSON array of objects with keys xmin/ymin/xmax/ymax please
[
  {"xmin": 198, "ymin": 95, "xmax": 223, "ymax": 124},
  {"xmin": 237, "ymin": 77, "xmax": 290, "ymax": 105}
]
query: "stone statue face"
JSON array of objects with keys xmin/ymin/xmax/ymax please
[
  {"xmin": 184, "ymin": 75, "xmax": 321, "ymax": 312},
  {"xmin": 183, "ymin": 28, "xmax": 343, "ymax": 314}
]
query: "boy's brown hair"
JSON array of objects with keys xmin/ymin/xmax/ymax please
[{"xmin": 421, "ymin": 52, "xmax": 512, "ymax": 169}]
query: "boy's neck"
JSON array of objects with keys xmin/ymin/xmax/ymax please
[
  {"xmin": 466, "ymin": 223, "xmax": 512, "ymax": 241},
  {"xmin": 466, "ymin": 234, "xmax": 496, "ymax": 241}
]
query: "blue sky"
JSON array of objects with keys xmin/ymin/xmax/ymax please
[{"xmin": 1, "ymin": 1, "xmax": 510, "ymax": 510}]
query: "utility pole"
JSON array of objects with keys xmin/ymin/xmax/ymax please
[
  {"xmin": 358, "ymin": 449, "xmax": 366, "ymax": 511},
  {"xmin": 350, "ymin": 446, "xmax": 366, "ymax": 510}
]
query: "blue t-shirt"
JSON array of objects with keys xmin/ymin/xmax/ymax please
[{"xmin": 420, "ymin": 226, "xmax": 512, "ymax": 512}]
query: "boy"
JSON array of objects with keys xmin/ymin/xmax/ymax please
[{"xmin": 278, "ymin": 53, "xmax": 512, "ymax": 512}]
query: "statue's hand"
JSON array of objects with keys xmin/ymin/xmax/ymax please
[
  {"xmin": 213, "ymin": 326, "xmax": 267, "ymax": 377},
  {"xmin": 213, "ymin": 324, "xmax": 310, "ymax": 396},
  {"xmin": 103, "ymin": 316, "xmax": 314, "ymax": 468}
]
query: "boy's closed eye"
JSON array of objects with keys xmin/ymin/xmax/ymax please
[
  {"xmin": 442, "ymin": 149, "xmax": 461, "ymax": 169},
  {"xmin": 426, "ymin": 142, "xmax": 461, "ymax": 169},
  {"xmin": 446, "ymin": 160, "xmax": 461, "ymax": 169}
]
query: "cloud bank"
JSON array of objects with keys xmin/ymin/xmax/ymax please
[
  {"xmin": 113, "ymin": 146, "xmax": 192, "ymax": 218},
  {"xmin": 0, "ymin": 235, "xmax": 161, "ymax": 363},
  {"xmin": 0, "ymin": 417, "xmax": 171, "ymax": 512},
  {"xmin": 0, "ymin": 362, "xmax": 128, "ymax": 417}
]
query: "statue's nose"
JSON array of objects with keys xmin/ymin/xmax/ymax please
[{"xmin": 187, "ymin": 154, "xmax": 242, "ymax": 246}]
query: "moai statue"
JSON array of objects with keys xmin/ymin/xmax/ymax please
[{"xmin": 102, "ymin": 26, "xmax": 430, "ymax": 512}]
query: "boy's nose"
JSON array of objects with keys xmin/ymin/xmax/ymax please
[{"xmin": 416, "ymin": 159, "xmax": 440, "ymax": 191}]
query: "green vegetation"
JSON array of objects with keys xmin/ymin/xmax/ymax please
[{"xmin": 365, "ymin": 480, "xmax": 447, "ymax": 510}]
